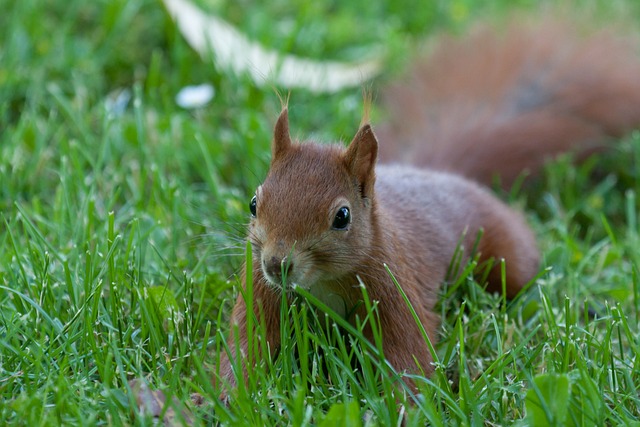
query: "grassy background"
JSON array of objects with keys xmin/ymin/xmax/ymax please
[{"xmin": 1, "ymin": 0, "xmax": 639, "ymax": 425}]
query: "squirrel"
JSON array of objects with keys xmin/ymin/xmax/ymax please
[{"xmin": 214, "ymin": 17, "xmax": 640, "ymax": 396}]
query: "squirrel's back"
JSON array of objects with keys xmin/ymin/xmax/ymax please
[
  {"xmin": 375, "ymin": 165, "xmax": 539, "ymax": 296},
  {"xmin": 377, "ymin": 17, "xmax": 640, "ymax": 186}
]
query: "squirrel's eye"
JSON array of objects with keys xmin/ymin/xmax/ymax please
[
  {"xmin": 250, "ymin": 195, "xmax": 257, "ymax": 217},
  {"xmin": 332, "ymin": 206, "xmax": 350, "ymax": 230}
]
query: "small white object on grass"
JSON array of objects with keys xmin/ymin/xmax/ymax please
[
  {"xmin": 175, "ymin": 84, "xmax": 215, "ymax": 109},
  {"xmin": 105, "ymin": 88, "xmax": 132, "ymax": 117}
]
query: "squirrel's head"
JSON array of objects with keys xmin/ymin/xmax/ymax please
[{"xmin": 248, "ymin": 108, "xmax": 379, "ymax": 299}]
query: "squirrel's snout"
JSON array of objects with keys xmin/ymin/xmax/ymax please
[{"xmin": 263, "ymin": 255, "xmax": 294, "ymax": 285}]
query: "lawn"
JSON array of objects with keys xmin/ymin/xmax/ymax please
[{"xmin": 1, "ymin": 0, "xmax": 639, "ymax": 425}]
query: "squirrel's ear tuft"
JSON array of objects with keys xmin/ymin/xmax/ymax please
[
  {"xmin": 344, "ymin": 124, "xmax": 378, "ymax": 199},
  {"xmin": 272, "ymin": 108, "xmax": 292, "ymax": 160}
]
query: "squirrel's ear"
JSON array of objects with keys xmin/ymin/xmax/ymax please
[
  {"xmin": 344, "ymin": 124, "xmax": 378, "ymax": 199},
  {"xmin": 272, "ymin": 108, "xmax": 292, "ymax": 160}
]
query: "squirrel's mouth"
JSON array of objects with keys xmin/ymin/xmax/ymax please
[
  {"xmin": 261, "ymin": 258, "xmax": 292, "ymax": 286},
  {"xmin": 259, "ymin": 249, "xmax": 312, "ymax": 290},
  {"xmin": 259, "ymin": 259, "xmax": 351, "ymax": 318},
  {"xmin": 260, "ymin": 258, "xmax": 322, "ymax": 294},
  {"xmin": 262, "ymin": 274, "xmax": 349, "ymax": 318},
  {"xmin": 261, "ymin": 272, "xmax": 299, "ymax": 290},
  {"xmin": 262, "ymin": 269, "xmax": 312, "ymax": 292}
]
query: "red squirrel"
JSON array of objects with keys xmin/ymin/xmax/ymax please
[{"xmin": 215, "ymin": 18, "xmax": 640, "ymax": 395}]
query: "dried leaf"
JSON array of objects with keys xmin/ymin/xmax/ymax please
[{"xmin": 129, "ymin": 379, "xmax": 194, "ymax": 426}]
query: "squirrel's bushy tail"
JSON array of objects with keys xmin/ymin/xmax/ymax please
[{"xmin": 377, "ymin": 17, "xmax": 640, "ymax": 187}]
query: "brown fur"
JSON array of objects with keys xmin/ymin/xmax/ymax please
[
  {"xmin": 378, "ymin": 18, "xmax": 640, "ymax": 187},
  {"xmin": 215, "ymin": 18, "xmax": 640, "ymax": 396}
]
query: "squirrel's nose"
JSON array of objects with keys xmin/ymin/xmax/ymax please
[{"xmin": 263, "ymin": 255, "xmax": 293, "ymax": 284}]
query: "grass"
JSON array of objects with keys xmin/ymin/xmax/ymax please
[{"xmin": 1, "ymin": 0, "xmax": 640, "ymax": 425}]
